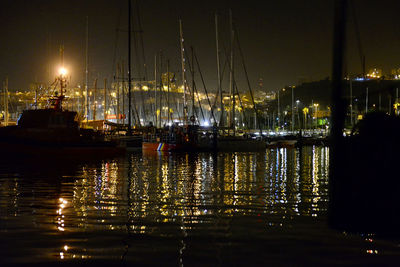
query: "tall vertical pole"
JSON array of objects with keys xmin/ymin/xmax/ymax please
[
  {"xmin": 167, "ymin": 60, "xmax": 170, "ymax": 124},
  {"xmin": 116, "ymin": 63, "xmax": 120, "ymax": 124},
  {"xmin": 4, "ymin": 78, "xmax": 8, "ymax": 127},
  {"xmin": 229, "ymin": 10, "xmax": 235, "ymax": 135},
  {"xmin": 93, "ymin": 78, "xmax": 97, "ymax": 121},
  {"xmin": 85, "ymin": 16, "xmax": 89, "ymax": 122},
  {"xmin": 159, "ymin": 51, "xmax": 163, "ymax": 128},
  {"xmin": 35, "ymin": 84, "xmax": 38, "ymax": 110},
  {"xmin": 179, "ymin": 19, "xmax": 188, "ymax": 124},
  {"xmin": 122, "ymin": 62, "xmax": 125, "ymax": 125},
  {"xmin": 396, "ymin": 87, "xmax": 399, "ymax": 116},
  {"xmin": 277, "ymin": 89, "xmax": 280, "ymax": 131},
  {"xmin": 350, "ymin": 78, "xmax": 353, "ymax": 126},
  {"xmin": 104, "ymin": 78, "xmax": 107, "ymax": 121},
  {"xmin": 365, "ymin": 87, "xmax": 368, "ymax": 114},
  {"xmin": 154, "ymin": 54, "xmax": 158, "ymax": 127},
  {"xmin": 291, "ymin": 86, "xmax": 294, "ymax": 132},
  {"xmin": 127, "ymin": 0, "xmax": 132, "ymax": 134},
  {"xmin": 379, "ymin": 92, "xmax": 381, "ymax": 110},
  {"xmin": 215, "ymin": 13, "xmax": 223, "ymax": 127},
  {"xmin": 60, "ymin": 45, "xmax": 64, "ymax": 97},
  {"xmin": 329, "ymin": 0, "xmax": 347, "ymax": 228},
  {"xmin": 191, "ymin": 47, "xmax": 195, "ymax": 118}
]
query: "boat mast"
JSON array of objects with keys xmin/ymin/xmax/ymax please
[
  {"xmin": 291, "ymin": 86, "xmax": 294, "ymax": 132},
  {"xmin": 215, "ymin": 13, "xmax": 223, "ymax": 127},
  {"xmin": 116, "ymin": 63, "xmax": 120, "ymax": 125},
  {"xmin": 85, "ymin": 16, "xmax": 89, "ymax": 122},
  {"xmin": 60, "ymin": 45, "xmax": 65, "ymax": 97},
  {"xmin": 159, "ymin": 51, "xmax": 163, "ymax": 128},
  {"xmin": 154, "ymin": 54, "xmax": 157, "ymax": 127},
  {"xmin": 229, "ymin": 10, "xmax": 235, "ymax": 136},
  {"xmin": 365, "ymin": 86, "xmax": 368, "ymax": 114},
  {"xmin": 122, "ymin": 61, "xmax": 125, "ymax": 125},
  {"xmin": 3, "ymin": 78, "xmax": 8, "ymax": 126},
  {"xmin": 93, "ymin": 78, "xmax": 97, "ymax": 120},
  {"xmin": 350, "ymin": 78, "xmax": 353, "ymax": 126},
  {"xmin": 167, "ymin": 59, "xmax": 170, "ymax": 124},
  {"xmin": 191, "ymin": 47, "xmax": 195, "ymax": 120},
  {"xmin": 128, "ymin": 0, "xmax": 132, "ymax": 134},
  {"xmin": 104, "ymin": 78, "xmax": 107, "ymax": 121},
  {"xmin": 179, "ymin": 19, "xmax": 188, "ymax": 124}
]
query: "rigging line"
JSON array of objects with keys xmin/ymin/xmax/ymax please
[
  {"xmin": 183, "ymin": 47, "xmax": 202, "ymax": 122},
  {"xmin": 127, "ymin": 2, "xmax": 141, "ymax": 127},
  {"xmin": 234, "ymin": 81, "xmax": 250, "ymax": 129},
  {"xmin": 111, "ymin": 6, "xmax": 122, "ymax": 80},
  {"xmin": 193, "ymin": 80, "xmax": 205, "ymax": 122},
  {"xmin": 218, "ymin": 47, "xmax": 249, "ymax": 130},
  {"xmin": 134, "ymin": 0, "xmax": 153, "ymax": 121},
  {"xmin": 164, "ymin": 72, "xmax": 182, "ymax": 123},
  {"xmin": 134, "ymin": 0, "xmax": 148, "ymax": 80},
  {"xmin": 349, "ymin": 0, "xmax": 365, "ymax": 77},
  {"xmin": 211, "ymin": 57, "xmax": 228, "ymax": 108},
  {"xmin": 159, "ymin": 77, "xmax": 170, "ymax": 126},
  {"xmin": 128, "ymin": 76, "xmax": 141, "ymax": 126},
  {"xmin": 220, "ymin": 44, "xmax": 243, "ymax": 126},
  {"xmin": 172, "ymin": 93, "xmax": 182, "ymax": 123},
  {"xmin": 131, "ymin": 3, "xmax": 147, "ymax": 124},
  {"xmin": 193, "ymin": 49, "xmax": 216, "ymax": 123},
  {"xmin": 233, "ymin": 24, "xmax": 262, "ymax": 134},
  {"xmin": 172, "ymin": 79, "xmax": 183, "ymax": 122},
  {"xmin": 221, "ymin": 39, "xmax": 252, "ymax": 130}
]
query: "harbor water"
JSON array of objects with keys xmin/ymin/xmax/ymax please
[{"xmin": 0, "ymin": 147, "xmax": 399, "ymax": 266}]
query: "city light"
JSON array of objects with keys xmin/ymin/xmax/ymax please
[
  {"xmin": 59, "ymin": 67, "xmax": 68, "ymax": 76},
  {"xmin": 201, "ymin": 121, "xmax": 210, "ymax": 127}
]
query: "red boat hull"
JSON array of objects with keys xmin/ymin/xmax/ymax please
[{"xmin": 142, "ymin": 142, "xmax": 187, "ymax": 151}]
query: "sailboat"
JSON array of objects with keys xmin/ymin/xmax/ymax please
[
  {"xmin": 142, "ymin": 20, "xmax": 214, "ymax": 152},
  {"xmin": 106, "ymin": 0, "xmax": 144, "ymax": 151},
  {"xmin": 214, "ymin": 11, "xmax": 266, "ymax": 152}
]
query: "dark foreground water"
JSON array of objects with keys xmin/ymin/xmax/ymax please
[{"xmin": 0, "ymin": 147, "xmax": 399, "ymax": 266}]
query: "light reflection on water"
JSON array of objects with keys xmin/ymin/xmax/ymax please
[{"xmin": 0, "ymin": 147, "xmax": 399, "ymax": 265}]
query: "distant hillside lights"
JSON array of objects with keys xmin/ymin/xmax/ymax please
[
  {"xmin": 366, "ymin": 68, "xmax": 382, "ymax": 79},
  {"xmin": 391, "ymin": 68, "xmax": 400, "ymax": 80},
  {"xmin": 364, "ymin": 67, "xmax": 400, "ymax": 80}
]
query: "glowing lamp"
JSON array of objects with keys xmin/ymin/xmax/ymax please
[{"xmin": 59, "ymin": 67, "xmax": 68, "ymax": 76}]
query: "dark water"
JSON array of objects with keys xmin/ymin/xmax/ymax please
[{"xmin": 0, "ymin": 147, "xmax": 399, "ymax": 266}]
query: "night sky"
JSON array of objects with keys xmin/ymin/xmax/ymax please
[{"xmin": 1, "ymin": 0, "xmax": 400, "ymax": 92}]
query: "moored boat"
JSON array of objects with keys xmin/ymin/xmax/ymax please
[
  {"xmin": 142, "ymin": 124, "xmax": 208, "ymax": 152},
  {"xmin": 0, "ymin": 96, "xmax": 125, "ymax": 159}
]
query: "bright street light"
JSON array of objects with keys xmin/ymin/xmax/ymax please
[{"xmin": 59, "ymin": 67, "xmax": 68, "ymax": 76}]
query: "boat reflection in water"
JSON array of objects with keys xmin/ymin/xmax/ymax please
[{"xmin": 0, "ymin": 147, "xmax": 399, "ymax": 265}]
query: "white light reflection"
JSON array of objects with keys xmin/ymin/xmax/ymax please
[{"xmin": 57, "ymin": 197, "xmax": 67, "ymax": 232}]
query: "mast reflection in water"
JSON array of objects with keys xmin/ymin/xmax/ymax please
[{"xmin": 0, "ymin": 147, "xmax": 398, "ymax": 265}]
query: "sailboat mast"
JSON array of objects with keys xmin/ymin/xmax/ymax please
[
  {"xmin": 215, "ymin": 13, "xmax": 223, "ymax": 127},
  {"xmin": 154, "ymin": 54, "xmax": 157, "ymax": 127},
  {"xmin": 85, "ymin": 16, "xmax": 89, "ymax": 122},
  {"xmin": 159, "ymin": 52, "xmax": 163, "ymax": 128},
  {"xmin": 93, "ymin": 78, "xmax": 97, "ymax": 121},
  {"xmin": 229, "ymin": 10, "xmax": 235, "ymax": 135},
  {"xmin": 4, "ymin": 78, "xmax": 8, "ymax": 127},
  {"xmin": 179, "ymin": 19, "xmax": 188, "ymax": 124},
  {"xmin": 190, "ymin": 46, "xmax": 195, "ymax": 119},
  {"xmin": 104, "ymin": 78, "xmax": 107, "ymax": 121},
  {"xmin": 167, "ymin": 59, "xmax": 170, "ymax": 124},
  {"xmin": 60, "ymin": 45, "xmax": 64, "ymax": 97},
  {"xmin": 128, "ymin": 0, "xmax": 132, "ymax": 134},
  {"xmin": 116, "ymin": 63, "xmax": 120, "ymax": 124}
]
